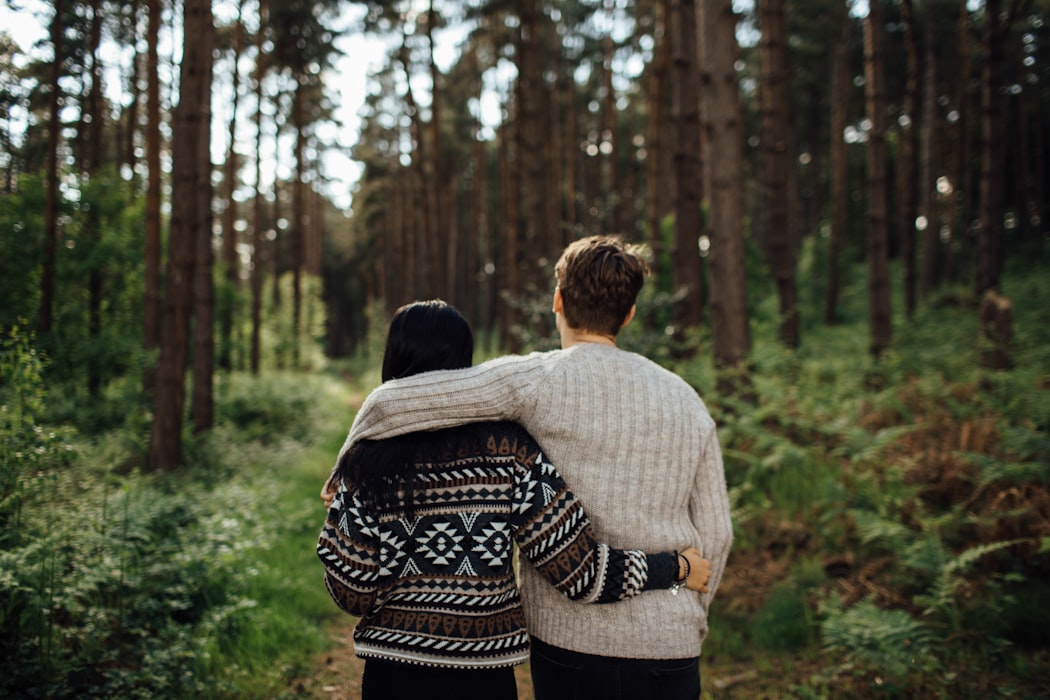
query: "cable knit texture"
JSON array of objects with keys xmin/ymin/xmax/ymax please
[{"xmin": 341, "ymin": 344, "xmax": 734, "ymax": 660}]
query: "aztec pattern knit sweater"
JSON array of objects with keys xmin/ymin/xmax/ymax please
[
  {"xmin": 340, "ymin": 343, "xmax": 734, "ymax": 660},
  {"xmin": 317, "ymin": 421, "xmax": 676, "ymax": 669}
]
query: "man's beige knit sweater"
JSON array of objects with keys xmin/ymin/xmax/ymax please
[{"xmin": 340, "ymin": 343, "xmax": 733, "ymax": 660}]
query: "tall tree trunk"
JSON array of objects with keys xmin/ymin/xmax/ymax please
[
  {"xmin": 86, "ymin": 0, "xmax": 105, "ymax": 396},
  {"xmin": 670, "ymin": 0, "xmax": 704, "ymax": 332},
  {"xmin": 864, "ymin": 0, "xmax": 892, "ymax": 358},
  {"xmin": 547, "ymin": 62, "xmax": 564, "ymax": 260},
  {"xmin": 143, "ymin": 0, "xmax": 162, "ymax": 389},
  {"xmin": 38, "ymin": 0, "xmax": 63, "ymax": 335},
  {"xmin": 149, "ymin": 0, "xmax": 213, "ymax": 469},
  {"xmin": 976, "ymin": 0, "xmax": 1026, "ymax": 295},
  {"xmin": 947, "ymin": 1, "xmax": 974, "ymax": 285},
  {"xmin": 645, "ymin": 0, "xmax": 671, "ymax": 285},
  {"xmin": 122, "ymin": 0, "xmax": 141, "ymax": 175},
  {"xmin": 270, "ymin": 110, "xmax": 283, "ymax": 318},
  {"xmin": 698, "ymin": 0, "xmax": 750, "ymax": 375},
  {"xmin": 825, "ymin": 1, "xmax": 850, "ymax": 324},
  {"xmin": 426, "ymin": 2, "xmax": 448, "ymax": 299},
  {"xmin": 291, "ymin": 83, "xmax": 305, "ymax": 367},
  {"xmin": 517, "ymin": 0, "xmax": 548, "ymax": 290},
  {"xmin": 398, "ymin": 34, "xmax": 435, "ymax": 296},
  {"xmin": 759, "ymin": 0, "xmax": 798, "ymax": 347},
  {"xmin": 189, "ymin": 2, "xmax": 216, "ymax": 433},
  {"xmin": 898, "ymin": 0, "xmax": 920, "ymax": 320},
  {"xmin": 219, "ymin": 0, "xmax": 245, "ymax": 370},
  {"xmin": 919, "ymin": 23, "xmax": 938, "ymax": 299},
  {"xmin": 249, "ymin": 0, "xmax": 267, "ymax": 375},
  {"xmin": 471, "ymin": 112, "xmax": 487, "ymax": 330},
  {"xmin": 562, "ymin": 73, "xmax": 579, "ymax": 244},
  {"xmin": 602, "ymin": 32, "xmax": 620, "ymax": 236},
  {"xmin": 310, "ymin": 183, "xmax": 324, "ymax": 276},
  {"xmin": 499, "ymin": 110, "xmax": 522, "ymax": 353}
]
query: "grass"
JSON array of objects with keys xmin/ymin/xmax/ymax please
[{"xmin": 196, "ymin": 374, "xmax": 360, "ymax": 698}]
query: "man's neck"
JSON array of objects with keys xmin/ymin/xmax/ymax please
[{"xmin": 560, "ymin": 327, "xmax": 617, "ymax": 349}]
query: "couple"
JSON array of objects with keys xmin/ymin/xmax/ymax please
[{"xmin": 317, "ymin": 235, "xmax": 733, "ymax": 700}]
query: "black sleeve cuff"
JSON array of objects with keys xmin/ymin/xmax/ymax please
[{"xmin": 642, "ymin": 552, "xmax": 676, "ymax": 591}]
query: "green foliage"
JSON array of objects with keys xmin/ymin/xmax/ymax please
[
  {"xmin": 0, "ymin": 325, "xmax": 76, "ymax": 545},
  {"xmin": 700, "ymin": 262, "xmax": 1050, "ymax": 695},
  {"xmin": 0, "ymin": 177, "xmax": 47, "ymax": 330},
  {"xmin": 0, "ymin": 369, "xmax": 343, "ymax": 699},
  {"xmin": 821, "ymin": 597, "xmax": 941, "ymax": 685},
  {"xmin": 213, "ymin": 371, "xmax": 323, "ymax": 445},
  {"xmin": 752, "ymin": 581, "xmax": 818, "ymax": 652},
  {"xmin": 40, "ymin": 168, "xmax": 146, "ymax": 389}
]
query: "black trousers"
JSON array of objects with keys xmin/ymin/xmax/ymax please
[
  {"xmin": 361, "ymin": 658, "xmax": 517, "ymax": 700},
  {"xmin": 529, "ymin": 636, "xmax": 701, "ymax": 700}
]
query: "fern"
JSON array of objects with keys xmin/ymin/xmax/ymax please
[
  {"xmin": 822, "ymin": 597, "xmax": 940, "ymax": 680},
  {"xmin": 915, "ymin": 538, "xmax": 1030, "ymax": 628},
  {"xmin": 849, "ymin": 509, "xmax": 913, "ymax": 550},
  {"xmin": 964, "ymin": 452, "xmax": 1049, "ymax": 489}
]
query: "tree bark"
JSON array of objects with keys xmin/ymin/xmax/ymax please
[
  {"xmin": 602, "ymin": 32, "xmax": 620, "ymax": 236},
  {"xmin": 397, "ymin": 33, "xmax": 435, "ymax": 296},
  {"xmin": 144, "ymin": 0, "xmax": 162, "ymax": 371},
  {"xmin": 825, "ymin": 0, "xmax": 849, "ymax": 325},
  {"xmin": 292, "ymin": 84, "xmax": 305, "ymax": 366},
  {"xmin": 189, "ymin": 0, "xmax": 216, "ymax": 433},
  {"xmin": 758, "ymin": 0, "xmax": 798, "ymax": 347},
  {"xmin": 671, "ymin": 0, "xmax": 704, "ymax": 332},
  {"xmin": 121, "ymin": 0, "xmax": 141, "ymax": 175},
  {"xmin": 863, "ymin": 0, "xmax": 892, "ymax": 358},
  {"xmin": 250, "ymin": 0, "xmax": 267, "ymax": 375},
  {"xmin": 86, "ymin": 0, "xmax": 105, "ymax": 396},
  {"xmin": 919, "ymin": 20, "xmax": 939, "ymax": 299},
  {"xmin": 898, "ymin": 0, "xmax": 920, "ymax": 320},
  {"xmin": 645, "ymin": 0, "xmax": 671, "ymax": 285},
  {"xmin": 426, "ymin": 2, "xmax": 448, "ymax": 300},
  {"xmin": 219, "ymin": 0, "xmax": 246, "ymax": 371},
  {"xmin": 38, "ymin": 0, "xmax": 63, "ymax": 336},
  {"xmin": 517, "ymin": 0, "xmax": 549, "ymax": 291},
  {"xmin": 976, "ymin": 0, "xmax": 1020, "ymax": 296},
  {"xmin": 499, "ymin": 110, "xmax": 522, "ymax": 353},
  {"xmin": 149, "ymin": 0, "xmax": 213, "ymax": 469},
  {"xmin": 698, "ymin": 0, "xmax": 750, "ymax": 374}
]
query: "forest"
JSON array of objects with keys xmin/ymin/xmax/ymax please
[{"xmin": 1, "ymin": 0, "xmax": 1048, "ymax": 697}]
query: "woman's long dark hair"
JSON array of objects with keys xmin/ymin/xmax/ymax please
[{"xmin": 334, "ymin": 300, "xmax": 473, "ymax": 517}]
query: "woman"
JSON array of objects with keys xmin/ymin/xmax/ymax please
[{"xmin": 317, "ymin": 300, "xmax": 710, "ymax": 700}]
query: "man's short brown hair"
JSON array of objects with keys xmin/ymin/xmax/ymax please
[{"xmin": 554, "ymin": 235, "xmax": 649, "ymax": 337}]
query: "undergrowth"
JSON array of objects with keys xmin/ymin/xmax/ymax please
[
  {"xmin": 3, "ymin": 260, "xmax": 1049, "ymax": 699},
  {"xmin": 701, "ymin": 262, "xmax": 1050, "ymax": 698},
  {"xmin": 0, "ymin": 337, "xmax": 349, "ymax": 699}
]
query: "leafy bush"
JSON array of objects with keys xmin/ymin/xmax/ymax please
[{"xmin": 0, "ymin": 357, "xmax": 339, "ymax": 699}]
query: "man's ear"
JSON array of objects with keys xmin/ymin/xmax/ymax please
[
  {"xmin": 553, "ymin": 287, "xmax": 564, "ymax": 314},
  {"xmin": 621, "ymin": 304, "xmax": 636, "ymax": 328}
]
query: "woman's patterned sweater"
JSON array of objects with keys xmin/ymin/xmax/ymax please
[{"xmin": 317, "ymin": 421, "xmax": 674, "ymax": 669}]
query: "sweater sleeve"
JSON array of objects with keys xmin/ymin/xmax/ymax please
[
  {"xmin": 690, "ymin": 425, "xmax": 734, "ymax": 608},
  {"xmin": 510, "ymin": 441, "xmax": 676, "ymax": 603},
  {"xmin": 316, "ymin": 483, "xmax": 387, "ymax": 617},
  {"xmin": 335, "ymin": 353, "xmax": 550, "ymax": 466}
]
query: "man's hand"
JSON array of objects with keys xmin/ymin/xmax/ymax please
[{"xmin": 679, "ymin": 547, "xmax": 712, "ymax": 593}]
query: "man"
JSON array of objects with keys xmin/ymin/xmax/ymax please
[{"xmin": 325, "ymin": 235, "xmax": 733, "ymax": 699}]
